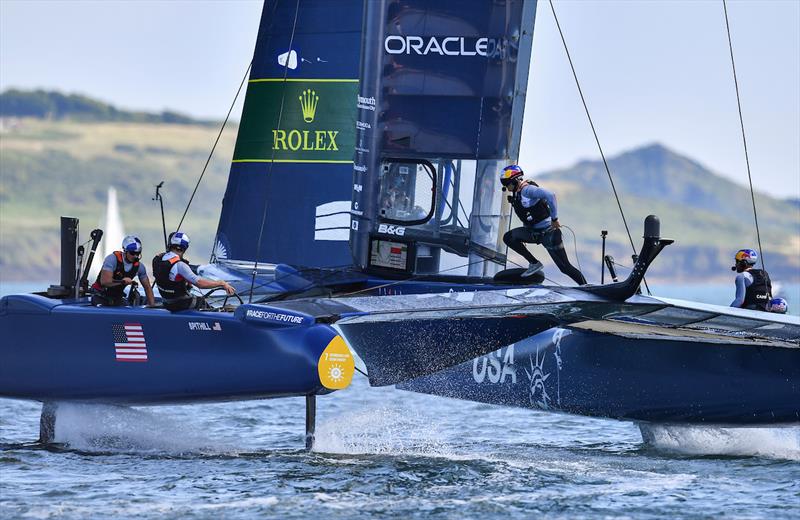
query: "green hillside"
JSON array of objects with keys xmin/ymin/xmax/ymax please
[
  {"xmin": 0, "ymin": 89, "xmax": 216, "ymax": 125},
  {"xmin": 0, "ymin": 118, "xmax": 235, "ymax": 281},
  {"xmin": 0, "ymin": 116, "xmax": 797, "ymax": 284}
]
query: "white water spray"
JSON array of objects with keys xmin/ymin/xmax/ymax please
[
  {"xmin": 313, "ymin": 406, "xmax": 453, "ymax": 457},
  {"xmin": 639, "ymin": 423, "xmax": 800, "ymax": 460},
  {"xmin": 51, "ymin": 403, "xmax": 232, "ymax": 454}
]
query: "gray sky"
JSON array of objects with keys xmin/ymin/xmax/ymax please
[{"xmin": 1, "ymin": 0, "xmax": 798, "ymax": 199}]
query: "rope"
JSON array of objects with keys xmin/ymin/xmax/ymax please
[
  {"xmin": 548, "ymin": 0, "xmax": 650, "ymax": 295},
  {"xmin": 249, "ymin": 0, "xmax": 302, "ymax": 303},
  {"xmin": 177, "ymin": 61, "xmax": 252, "ymax": 231},
  {"xmin": 722, "ymin": 0, "xmax": 765, "ymax": 272},
  {"xmin": 561, "ymin": 224, "xmax": 583, "ymax": 275}
]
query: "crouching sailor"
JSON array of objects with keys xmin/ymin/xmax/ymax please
[
  {"xmin": 91, "ymin": 235, "xmax": 156, "ymax": 306},
  {"xmin": 500, "ymin": 165, "xmax": 587, "ymax": 284},
  {"xmin": 153, "ymin": 231, "xmax": 236, "ymax": 312},
  {"xmin": 730, "ymin": 248, "xmax": 772, "ymax": 311}
]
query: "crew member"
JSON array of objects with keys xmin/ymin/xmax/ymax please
[
  {"xmin": 91, "ymin": 235, "xmax": 156, "ymax": 306},
  {"xmin": 152, "ymin": 231, "xmax": 235, "ymax": 312},
  {"xmin": 730, "ymin": 248, "xmax": 772, "ymax": 311},
  {"xmin": 500, "ymin": 165, "xmax": 587, "ymax": 284}
]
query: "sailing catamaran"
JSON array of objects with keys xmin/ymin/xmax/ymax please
[{"xmin": 1, "ymin": 0, "xmax": 797, "ymax": 447}]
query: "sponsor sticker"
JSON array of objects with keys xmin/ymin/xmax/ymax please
[
  {"xmin": 318, "ymin": 335, "xmax": 355, "ymax": 390},
  {"xmin": 377, "ymin": 224, "xmax": 406, "ymax": 236},
  {"xmin": 245, "ymin": 308, "xmax": 306, "ymax": 325}
]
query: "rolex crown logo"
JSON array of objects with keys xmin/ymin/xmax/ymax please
[{"xmin": 299, "ymin": 89, "xmax": 319, "ymax": 123}]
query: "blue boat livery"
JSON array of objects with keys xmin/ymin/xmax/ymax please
[
  {"xmin": 2, "ymin": 0, "xmax": 798, "ymax": 449},
  {"xmin": 0, "ymin": 296, "xmax": 354, "ymax": 405}
]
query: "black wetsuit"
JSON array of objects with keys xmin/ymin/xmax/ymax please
[{"xmin": 502, "ymin": 183, "xmax": 587, "ymax": 285}]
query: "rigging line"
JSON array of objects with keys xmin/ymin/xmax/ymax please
[
  {"xmin": 178, "ymin": 61, "xmax": 252, "ymax": 232},
  {"xmin": 547, "ymin": 0, "xmax": 650, "ymax": 295},
  {"xmin": 722, "ymin": 0, "xmax": 765, "ymax": 273},
  {"xmin": 249, "ymin": 0, "xmax": 302, "ymax": 303},
  {"xmin": 211, "ymin": 2, "xmax": 282, "ymax": 265},
  {"xmin": 561, "ymin": 224, "xmax": 583, "ymax": 275}
]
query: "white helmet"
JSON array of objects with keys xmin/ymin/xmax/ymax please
[
  {"xmin": 121, "ymin": 235, "xmax": 142, "ymax": 254},
  {"xmin": 169, "ymin": 231, "xmax": 190, "ymax": 251}
]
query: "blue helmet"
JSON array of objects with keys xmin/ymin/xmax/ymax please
[
  {"xmin": 170, "ymin": 231, "xmax": 190, "ymax": 251},
  {"xmin": 121, "ymin": 235, "xmax": 142, "ymax": 254},
  {"xmin": 768, "ymin": 297, "xmax": 788, "ymax": 314}
]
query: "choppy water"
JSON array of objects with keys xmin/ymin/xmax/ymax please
[
  {"xmin": 2, "ymin": 377, "xmax": 799, "ymax": 519},
  {"xmin": 2, "ymin": 283, "xmax": 799, "ymax": 518}
]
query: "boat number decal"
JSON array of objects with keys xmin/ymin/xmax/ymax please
[
  {"xmin": 473, "ymin": 345, "xmax": 516, "ymax": 384},
  {"xmin": 188, "ymin": 322, "xmax": 222, "ymax": 331},
  {"xmin": 318, "ymin": 335, "xmax": 355, "ymax": 390}
]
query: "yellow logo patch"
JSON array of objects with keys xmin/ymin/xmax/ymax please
[
  {"xmin": 299, "ymin": 89, "xmax": 319, "ymax": 123},
  {"xmin": 318, "ymin": 335, "xmax": 355, "ymax": 390}
]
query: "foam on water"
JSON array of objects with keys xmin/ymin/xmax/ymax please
[
  {"xmin": 639, "ymin": 423, "xmax": 800, "ymax": 460},
  {"xmin": 52, "ymin": 402, "xmax": 235, "ymax": 454},
  {"xmin": 313, "ymin": 406, "xmax": 454, "ymax": 457}
]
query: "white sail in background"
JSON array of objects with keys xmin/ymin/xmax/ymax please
[{"xmin": 88, "ymin": 187, "xmax": 126, "ymax": 279}]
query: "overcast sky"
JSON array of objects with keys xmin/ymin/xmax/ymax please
[{"xmin": 1, "ymin": 0, "xmax": 798, "ymax": 199}]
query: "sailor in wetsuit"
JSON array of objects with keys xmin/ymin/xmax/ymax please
[
  {"xmin": 90, "ymin": 235, "xmax": 156, "ymax": 306},
  {"xmin": 152, "ymin": 231, "xmax": 235, "ymax": 312},
  {"xmin": 729, "ymin": 248, "xmax": 772, "ymax": 311},
  {"xmin": 500, "ymin": 165, "xmax": 587, "ymax": 284}
]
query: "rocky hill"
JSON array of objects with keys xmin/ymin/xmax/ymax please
[{"xmin": 533, "ymin": 143, "xmax": 799, "ymax": 283}]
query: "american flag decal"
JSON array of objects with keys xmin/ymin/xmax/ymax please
[{"xmin": 113, "ymin": 323, "xmax": 148, "ymax": 362}]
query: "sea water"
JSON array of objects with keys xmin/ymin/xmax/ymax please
[{"xmin": 1, "ymin": 283, "xmax": 798, "ymax": 518}]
